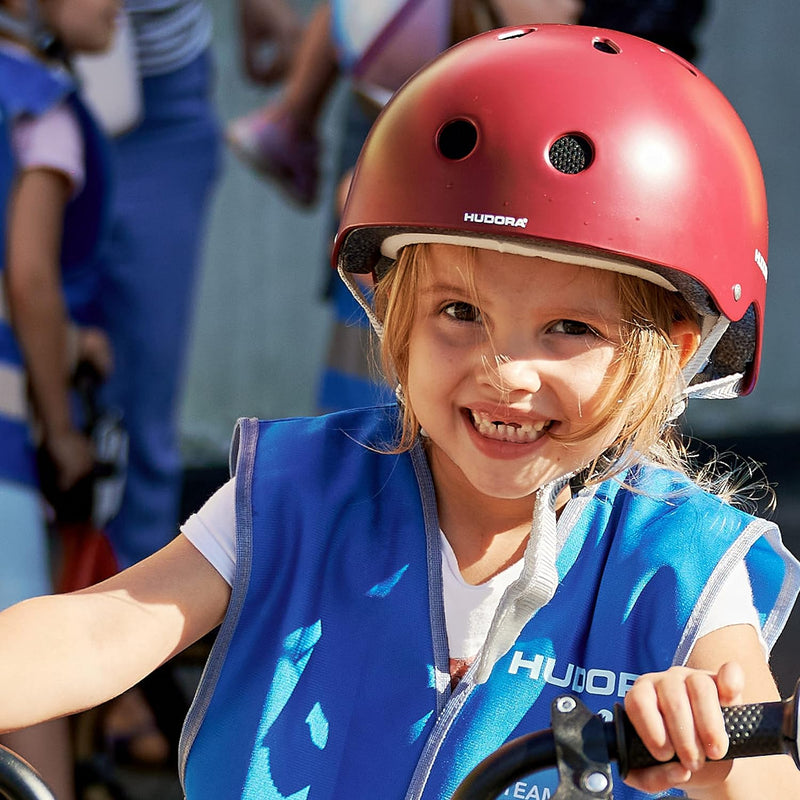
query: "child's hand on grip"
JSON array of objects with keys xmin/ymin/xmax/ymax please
[{"xmin": 623, "ymin": 661, "xmax": 745, "ymax": 795}]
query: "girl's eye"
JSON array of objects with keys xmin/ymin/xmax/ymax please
[
  {"xmin": 443, "ymin": 301, "xmax": 482, "ymax": 323},
  {"xmin": 550, "ymin": 319, "xmax": 596, "ymax": 336}
]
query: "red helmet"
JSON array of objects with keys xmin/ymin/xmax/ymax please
[{"xmin": 333, "ymin": 25, "xmax": 768, "ymax": 395}]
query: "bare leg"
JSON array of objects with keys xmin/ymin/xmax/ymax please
[
  {"xmin": 493, "ymin": 0, "xmax": 585, "ymax": 26},
  {"xmin": 278, "ymin": 2, "xmax": 339, "ymax": 133},
  {"xmin": 1, "ymin": 719, "xmax": 75, "ymax": 800},
  {"xmin": 227, "ymin": 3, "xmax": 339, "ymax": 204},
  {"xmin": 238, "ymin": 0, "xmax": 304, "ymax": 84}
]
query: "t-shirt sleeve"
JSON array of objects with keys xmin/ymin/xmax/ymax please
[
  {"xmin": 180, "ymin": 477, "xmax": 236, "ymax": 586},
  {"xmin": 12, "ymin": 100, "xmax": 85, "ymax": 195},
  {"xmin": 697, "ymin": 559, "xmax": 767, "ymax": 655}
]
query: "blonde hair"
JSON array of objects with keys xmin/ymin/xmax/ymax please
[{"xmin": 372, "ymin": 243, "xmax": 700, "ymax": 484}]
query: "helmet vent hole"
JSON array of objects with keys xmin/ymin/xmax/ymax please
[
  {"xmin": 549, "ymin": 135, "xmax": 593, "ymax": 174},
  {"xmin": 593, "ymin": 38, "xmax": 620, "ymax": 54},
  {"xmin": 437, "ymin": 119, "xmax": 478, "ymax": 161}
]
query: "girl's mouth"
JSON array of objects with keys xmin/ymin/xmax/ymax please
[{"xmin": 469, "ymin": 409, "xmax": 551, "ymax": 443}]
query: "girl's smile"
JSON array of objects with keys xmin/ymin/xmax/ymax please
[
  {"xmin": 406, "ymin": 244, "xmax": 624, "ymax": 514},
  {"xmin": 468, "ymin": 408, "xmax": 551, "ymax": 445}
]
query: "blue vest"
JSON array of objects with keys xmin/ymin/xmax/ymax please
[
  {"xmin": 180, "ymin": 406, "xmax": 800, "ymax": 800},
  {"xmin": 0, "ymin": 49, "xmax": 111, "ymax": 486}
]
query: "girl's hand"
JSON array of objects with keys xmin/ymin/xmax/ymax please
[
  {"xmin": 45, "ymin": 428, "xmax": 95, "ymax": 491},
  {"xmin": 623, "ymin": 661, "xmax": 745, "ymax": 795},
  {"xmin": 76, "ymin": 326, "xmax": 113, "ymax": 378}
]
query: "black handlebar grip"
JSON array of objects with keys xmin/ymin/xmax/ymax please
[{"xmin": 614, "ymin": 698, "xmax": 796, "ymax": 778}]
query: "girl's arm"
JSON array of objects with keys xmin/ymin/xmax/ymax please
[
  {"xmin": 5, "ymin": 166, "xmax": 91, "ymax": 489},
  {"xmin": 0, "ymin": 534, "xmax": 230, "ymax": 733},
  {"xmin": 623, "ymin": 624, "xmax": 800, "ymax": 798}
]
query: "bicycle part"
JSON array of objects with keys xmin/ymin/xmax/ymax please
[
  {"xmin": 0, "ymin": 746, "xmax": 56, "ymax": 800},
  {"xmin": 552, "ymin": 695, "xmax": 612, "ymax": 799},
  {"xmin": 452, "ymin": 678, "xmax": 800, "ymax": 800}
]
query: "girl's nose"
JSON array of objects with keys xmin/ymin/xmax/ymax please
[{"xmin": 481, "ymin": 352, "xmax": 543, "ymax": 396}]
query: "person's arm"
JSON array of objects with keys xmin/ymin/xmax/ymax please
[
  {"xmin": 238, "ymin": 0, "xmax": 304, "ymax": 84},
  {"xmin": 623, "ymin": 625, "xmax": 800, "ymax": 798},
  {"xmin": 5, "ymin": 166, "xmax": 90, "ymax": 489},
  {"xmin": 0, "ymin": 534, "xmax": 230, "ymax": 732},
  {"xmin": 492, "ymin": 0, "xmax": 584, "ymax": 25}
]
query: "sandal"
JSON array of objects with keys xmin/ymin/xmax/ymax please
[{"xmin": 226, "ymin": 107, "xmax": 320, "ymax": 207}]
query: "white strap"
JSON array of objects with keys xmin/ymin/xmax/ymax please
[{"xmin": 472, "ymin": 476, "xmax": 568, "ymax": 685}]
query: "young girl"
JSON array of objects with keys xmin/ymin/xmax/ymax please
[
  {"xmin": 1, "ymin": 24, "xmax": 799, "ymax": 800},
  {"xmin": 0, "ymin": 0, "xmax": 116, "ymax": 793}
]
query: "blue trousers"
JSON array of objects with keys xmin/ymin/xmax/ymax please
[{"xmin": 99, "ymin": 51, "xmax": 221, "ymax": 567}]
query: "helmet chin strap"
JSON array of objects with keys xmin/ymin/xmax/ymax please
[
  {"xmin": 669, "ymin": 314, "xmax": 741, "ymax": 418},
  {"xmin": 339, "ymin": 265, "xmax": 384, "ymax": 337},
  {"xmin": 681, "ymin": 314, "xmax": 730, "ymax": 384}
]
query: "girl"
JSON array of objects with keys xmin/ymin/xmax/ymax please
[
  {"xmin": 0, "ymin": 0, "xmax": 116, "ymax": 793},
  {"xmin": 1, "ymin": 24, "xmax": 799, "ymax": 800}
]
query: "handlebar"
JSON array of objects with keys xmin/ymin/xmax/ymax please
[
  {"xmin": 0, "ymin": 747, "xmax": 55, "ymax": 800},
  {"xmin": 452, "ymin": 678, "xmax": 800, "ymax": 799}
]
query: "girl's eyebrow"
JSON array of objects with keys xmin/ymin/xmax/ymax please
[{"xmin": 419, "ymin": 280, "xmax": 472, "ymax": 297}]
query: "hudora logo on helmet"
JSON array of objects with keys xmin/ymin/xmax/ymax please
[{"xmin": 464, "ymin": 212, "xmax": 529, "ymax": 228}]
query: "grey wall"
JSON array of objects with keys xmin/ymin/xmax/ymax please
[
  {"xmin": 685, "ymin": 1, "xmax": 800, "ymax": 436},
  {"xmin": 180, "ymin": 1, "xmax": 800, "ymax": 464}
]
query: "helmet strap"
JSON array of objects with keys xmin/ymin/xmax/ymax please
[
  {"xmin": 339, "ymin": 265, "xmax": 384, "ymax": 338},
  {"xmin": 681, "ymin": 314, "xmax": 730, "ymax": 386}
]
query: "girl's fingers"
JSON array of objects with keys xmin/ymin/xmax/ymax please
[
  {"xmin": 624, "ymin": 674, "xmax": 673, "ymax": 762},
  {"xmin": 654, "ymin": 670, "xmax": 706, "ymax": 770},
  {"xmin": 624, "ymin": 664, "xmax": 744, "ymax": 796},
  {"xmin": 625, "ymin": 667, "xmax": 731, "ymax": 770},
  {"xmin": 683, "ymin": 670, "xmax": 728, "ymax": 763},
  {"xmin": 625, "ymin": 763, "xmax": 692, "ymax": 795},
  {"xmin": 715, "ymin": 660, "xmax": 746, "ymax": 706}
]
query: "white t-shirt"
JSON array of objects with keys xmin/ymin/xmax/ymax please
[
  {"xmin": 182, "ymin": 478, "xmax": 765, "ymax": 679},
  {"xmin": 1, "ymin": 44, "xmax": 84, "ymax": 194}
]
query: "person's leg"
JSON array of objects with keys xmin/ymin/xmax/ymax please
[
  {"xmin": 276, "ymin": 2, "xmax": 338, "ymax": 133},
  {"xmin": 0, "ymin": 482, "xmax": 75, "ymax": 799},
  {"xmin": 227, "ymin": 2, "xmax": 339, "ymax": 205},
  {"xmin": 100, "ymin": 51, "xmax": 222, "ymax": 568},
  {"xmin": 315, "ymin": 93, "xmax": 393, "ymax": 413}
]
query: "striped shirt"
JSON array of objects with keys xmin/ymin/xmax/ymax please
[{"xmin": 125, "ymin": 0, "xmax": 213, "ymax": 76}]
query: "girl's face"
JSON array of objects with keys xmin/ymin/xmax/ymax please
[
  {"xmin": 406, "ymin": 244, "xmax": 624, "ymax": 506},
  {"xmin": 40, "ymin": 0, "xmax": 119, "ymax": 53}
]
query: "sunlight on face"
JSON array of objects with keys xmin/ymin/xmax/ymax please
[{"xmin": 406, "ymin": 244, "xmax": 624, "ymax": 509}]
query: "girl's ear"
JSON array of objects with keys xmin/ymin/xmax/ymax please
[{"xmin": 670, "ymin": 319, "xmax": 702, "ymax": 369}]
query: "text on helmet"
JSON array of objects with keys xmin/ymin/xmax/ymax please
[{"xmin": 464, "ymin": 212, "xmax": 529, "ymax": 228}]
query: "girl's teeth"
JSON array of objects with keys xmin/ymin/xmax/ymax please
[{"xmin": 470, "ymin": 410, "xmax": 547, "ymax": 442}]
